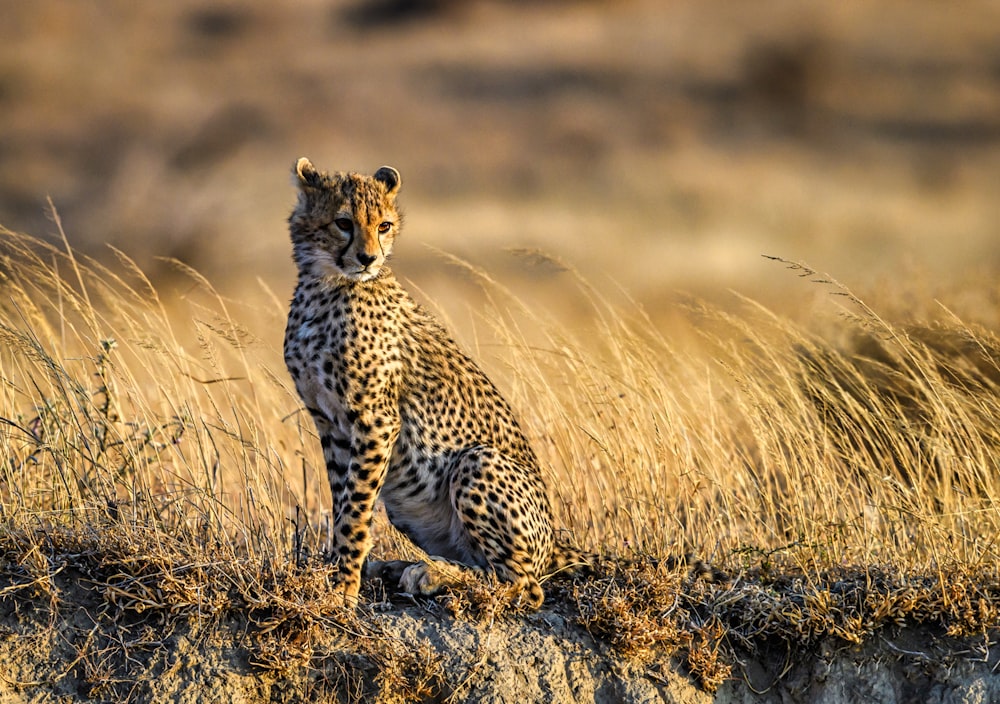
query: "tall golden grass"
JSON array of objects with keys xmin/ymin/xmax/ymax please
[
  {"xmin": 0, "ymin": 221, "xmax": 311, "ymax": 561},
  {"xmin": 2, "ymin": 222, "xmax": 999, "ymax": 583},
  {"xmin": 460, "ymin": 253, "xmax": 1000, "ymax": 579}
]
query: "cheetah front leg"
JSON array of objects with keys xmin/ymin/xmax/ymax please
[{"xmin": 312, "ymin": 409, "xmax": 399, "ymax": 606}]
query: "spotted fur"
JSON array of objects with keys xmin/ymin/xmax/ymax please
[{"xmin": 284, "ymin": 158, "xmax": 582, "ymax": 609}]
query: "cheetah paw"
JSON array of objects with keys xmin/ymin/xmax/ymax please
[{"xmin": 399, "ymin": 558, "xmax": 469, "ymax": 597}]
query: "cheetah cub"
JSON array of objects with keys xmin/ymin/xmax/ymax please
[{"xmin": 284, "ymin": 158, "xmax": 580, "ymax": 609}]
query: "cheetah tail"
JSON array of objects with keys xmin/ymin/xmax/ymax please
[
  {"xmin": 658, "ymin": 553, "xmax": 730, "ymax": 584},
  {"xmin": 546, "ymin": 540, "xmax": 596, "ymax": 579}
]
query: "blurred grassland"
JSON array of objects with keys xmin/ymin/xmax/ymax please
[
  {"xmin": 1, "ymin": 0, "xmax": 998, "ymax": 325},
  {"xmin": 1, "ymin": 0, "xmax": 1000, "ymax": 587}
]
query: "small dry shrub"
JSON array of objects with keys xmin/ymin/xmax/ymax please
[
  {"xmin": 686, "ymin": 617, "xmax": 731, "ymax": 694},
  {"xmin": 439, "ymin": 570, "xmax": 542, "ymax": 622},
  {"xmin": 571, "ymin": 558, "xmax": 737, "ymax": 692},
  {"xmin": 365, "ymin": 637, "xmax": 444, "ymax": 704},
  {"xmin": 573, "ymin": 559, "xmax": 691, "ymax": 664},
  {"xmin": 923, "ymin": 569, "xmax": 1000, "ymax": 638}
]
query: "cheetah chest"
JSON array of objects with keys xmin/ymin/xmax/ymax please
[{"xmin": 285, "ymin": 286, "xmax": 403, "ymax": 436}]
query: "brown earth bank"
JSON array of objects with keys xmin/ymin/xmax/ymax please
[{"xmin": 1, "ymin": 554, "xmax": 997, "ymax": 704}]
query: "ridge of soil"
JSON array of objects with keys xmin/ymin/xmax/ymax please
[{"xmin": 1, "ymin": 567, "xmax": 997, "ymax": 704}]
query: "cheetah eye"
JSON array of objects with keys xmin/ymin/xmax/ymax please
[
  {"xmin": 377, "ymin": 221, "xmax": 392, "ymax": 235},
  {"xmin": 333, "ymin": 218, "xmax": 353, "ymax": 233}
]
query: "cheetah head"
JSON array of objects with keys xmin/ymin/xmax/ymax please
[{"xmin": 289, "ymin": 158, "xmax": 402, "ymax": 283}]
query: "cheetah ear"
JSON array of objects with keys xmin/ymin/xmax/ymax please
[
  {"xmin": 294, "ymin": 157, "xmax": 323, "ymax": 190},
  {"xmin": 373, "ymin": 166, "xmax": 401, "ymax": 195}
]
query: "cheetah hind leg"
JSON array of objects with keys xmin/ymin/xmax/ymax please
[{"xmin": 365, "ymin": 447, "xmax": 551, "ymax": 610}]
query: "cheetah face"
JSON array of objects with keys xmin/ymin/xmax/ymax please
[{"xmin": 289, "ymin": 158, "xmax": 402, "ymax": 283}]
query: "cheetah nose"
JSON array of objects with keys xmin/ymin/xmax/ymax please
[{"xmin": 357, "ymin": 252, "xmax": 377, "ymax": 267}]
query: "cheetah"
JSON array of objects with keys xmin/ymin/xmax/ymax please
[{"xmin": 283, "ymin": 158, "xmax": 583, "ymax": 610}]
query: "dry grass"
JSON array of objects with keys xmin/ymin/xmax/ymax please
[
  {"xmin": 463, "ymin": 252, "xmax": 1000, "ymax": 577},
  {"xmin": 2, "ymin": 222, "xmax": 1000, "ymax": 697},
  {"xmin": 0, "ymin": 218, "xmax": 314, "ymax": 555}
]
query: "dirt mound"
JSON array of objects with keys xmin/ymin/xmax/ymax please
[{"xmin": 1, "ymin": 565, "xmax": 997, "ymax": 704}]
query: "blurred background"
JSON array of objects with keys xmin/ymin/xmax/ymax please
[{"xmin": 2, "ymin": 0, "xmax": 999, "ymax": 330}]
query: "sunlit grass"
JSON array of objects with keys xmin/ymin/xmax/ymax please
[
  {"xmin": 3, "ymin": 224, "xmax": 1000, "ymax": 576},
  {"xmin": 462, "ymin": 251, "xmax": 1000, "ymax": 580},
  {"xmin": 0, "ymin": 221, "xmax": 317, "ymax": 559}
]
